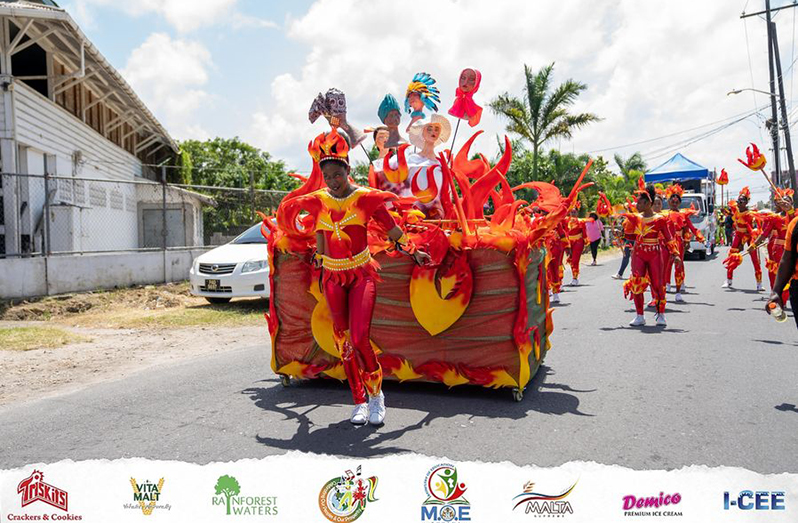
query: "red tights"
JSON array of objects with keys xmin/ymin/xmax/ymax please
[
  {"xmin": 631, "ymin": 245, "xmax": 666, "ymax": 315},
  {"xmin": 727, "ymin": 233, "xmax": 762, "ymax": 282}
]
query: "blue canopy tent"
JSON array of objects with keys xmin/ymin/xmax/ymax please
[{"xmin": 645, "ymin": 153, "xmax": 710, "ymax": 183}]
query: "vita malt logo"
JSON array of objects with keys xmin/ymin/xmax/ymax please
[
  {"xmin": 318, "ymin": 466, "xmax": 379, "ymax": 522},
  {"xmin": 17, "ymin": 470, "xmax": 68, "ymax": 512},
  {"xmin": 212, "ymin": 475, "xmax": 278, "ymax": 516},
  {"xmin": 512, "ymin": 480, "xmax": 577, "ymax": 516},
  {"xmin": 129, "ymin": 478, "xmax": 165, "ymax": 515},
  {"xmin": 421, "ymin": 464, "xmax": 471, "ymax": 521}
]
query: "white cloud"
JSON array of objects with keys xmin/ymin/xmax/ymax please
[
  {"xmin": 244, "ymin": 0, "xmax": 786, "ymax": 201},
  {"xmin": 68, "ymin": 0, "xmax": 276, "ymax": 33},
  {"xmin": 121, "ymin": 33, "xmax": 213, "ymax": 140}
]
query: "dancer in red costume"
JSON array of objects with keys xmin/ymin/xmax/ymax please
[
  {"xmin": 722, "ymin": 186, "xmax": 763, "ymax": 290},
  {"xmin": 565, "ymin": 206, "xmax": 587, "ymax": 286},
  {"xmin": 623, "ymin": 184, "xmax": 679, "ymax": 327},
  {"xmin": 282, "ymin": 129, "xmax": 429, "ymax": 425},
  {"xmin": 546, "ymin": 219, "xmax": 569, "ymax": 303},
  {"xmin": 756, "ymin": 189, "xmax": 794, "ymax": 300},
  {"xmin": 664, "ymin": 184, "xmax": 705, "ymax": 303},
  {"xmin": 646, "ymin": 192, "xmax": 668, "ymax": 309}
]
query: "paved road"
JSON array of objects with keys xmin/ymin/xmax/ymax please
[{"xmin": 1, "ymin": 248, "xmax": 797, "ymax": 473}]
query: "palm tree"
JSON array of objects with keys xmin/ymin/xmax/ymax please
[
  {"xmin": 490, "ymin": 63, "xmax": 600, "ymax": 180},
  {"xmin": 613, "ymin": 152, "xmax": 647, "ymax": 181}
]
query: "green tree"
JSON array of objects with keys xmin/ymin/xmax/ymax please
[
  {"xmin": 613, "ymin": 152, "xmax": 647, "ymax": 182},
  {"xmin": 490, "ymin": 63, "xmax": 600, "ymax": 181},
  {"xmin": 214, "ymin": 475, "xmax": 241, "ymax": 516},
  {"xmin": 179, "ymin": 137, "xmax": 298, "ymax": 239},
  {"xmin": 352, "ymin": 144, "xmax": 379, "ymax": 185}
]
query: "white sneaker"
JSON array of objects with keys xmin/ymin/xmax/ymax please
[
  {"xmin": 350, "ymin": 403, "xmax": 368, "ymax": 425},
  {"xmin": 674, "ymin": 293, "xmax": 684, "ymax": 303},
  {"xmin": 666, "ymin": 284, "xmax": 672, "ymax": 293},
  {"xmin": 570, "ymin": 279, "xmax": 579, "ymax": 286},
  {"xmin": 629, "ymin": 315, "xmax": 646, "ymax": 327},
  {"xmin": 655, "ymin": 313, "xmax": 667, "ymax": 326},
  {"xmin": 551, "ymin": 293, "xmax": 560, "ymax": 303},
  {"xmin": 611, "ymin": 274, "xmax": 622, "ymax": 280},
  {"xmin": 368, "ymin": 391, "xmax": 385, "ymax": 426},
  {"xmin": 721, "ymin": 279, "xmax": 733, "ymax": 288},
  {"xmin": 756, "ymin": 282, "xmax": 764, "ymax": 292}
]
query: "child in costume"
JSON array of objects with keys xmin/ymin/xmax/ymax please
[
  {"xmin": 623, "ymin": 184, "xmax": 679, "ymax": 327},
  {"xmin": 405, "ymin": 72, "xmax": 440, "ymax": 132},
  {"xmin": 722, "ymin": 186, "xmax": 763, "ymax": 290},
  {"xmin": 664, "ymin": 184, "xmax": 705, "ymax": 302},
  {"xmin": 564, "ymin": 206, "xmax": 587, "ymax": 286},
  {"xmin": 279, "ymin": 129, "xmax": 430, "ymax": 426},
  {"xmin": 546, "ymin": 220, "xmax": 570, "ymax": 303},
  {"xmin": 756, "ymin": 188, "xmax": 794, "ymax": 300}
]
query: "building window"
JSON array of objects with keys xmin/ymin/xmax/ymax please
[{"xmin": 9, "ymin": 22, "xmax": 48, "ymax": 98}]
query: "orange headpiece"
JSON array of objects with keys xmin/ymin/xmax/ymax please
[
  {"xmin": 665, "ymin": 183, "xmax": 684, "ymax": 200},
  {"xmin": 775, "ymin": 187, "xmax": 794, "ymax": 200},
  {"xmin": 635, "ymin": 176, "xmax": 651, "ymax": 201},
  {"xmin": 308, "ymin": 127, "xmax": 349, "ymax": 166},
  {"xmin": 738, "ymin": 186, "xmax": 751, "ymax": 199}
]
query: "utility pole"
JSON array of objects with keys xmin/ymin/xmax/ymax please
[
  {"xmin": 770, "ymin": 20, "xmax": 798, "ymax": 191},
  {"xmin": 765, "ymin": 0, "xmax": 782, "ymax": 189}
]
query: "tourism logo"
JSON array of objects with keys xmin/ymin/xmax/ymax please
[
  {"xmin": 512, "ymin": 480, "xmax": 576, "ymax": 516},
  {"xmin": 124, "ymin": 477, "xmax": 171, "ymax": 515},
  {"xmin": 12, "ymin": 470, "xmax": 83, "ymax": 520},
  {"xmin": 724, "ymin": 490, "xmax": 785, "ymax": 511},
  {"xmin": 622, "ymin": 492, "xmax": 682, "ymax": 517},
  {"xmin": 318, "ymin": 465, "xmax": 378, "ymax": 522},
  {"xmin": 421, "ymin": 463, "xmax": 471, "ymax": 522},
  {"xmin": 211, "ymin": 475, "xmax": 278, "ymax": 516}
]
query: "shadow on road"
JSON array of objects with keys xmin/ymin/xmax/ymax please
[
  {"xmin": 775, "ymin": 403, "xmax": 798, "ymax": 413},
  {"xmin": 241, "ymin": 365, "xmax": 594, "ymax": 457}
]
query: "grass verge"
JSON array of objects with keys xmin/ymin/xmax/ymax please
[{"xmin": 0, "ymin": 326, "xmax": 90, "ymax": 351}]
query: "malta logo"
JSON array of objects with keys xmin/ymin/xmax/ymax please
[
  {"xmin": 129, "ymin": 478, "xmax": 164, "ymax": 515},
  {"xmin": 17, "ymin": 470, "xmax": 68, "ymax": 512},
  {"xmin": 421, "ymin": 463, "xmax": 471, "ymax": 521},
  {"xmin": 512, "ymin": 480, "xmax": 577, "ymax": 516},
  {"xmin": 318, "ymin": 466, "xmax": 378, "ymax": 522}
]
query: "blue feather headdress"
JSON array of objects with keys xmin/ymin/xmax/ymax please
[{"xmin": 405, "ymin": 72, "xmax": 440, "ymax": 113}]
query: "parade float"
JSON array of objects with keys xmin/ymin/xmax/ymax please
[{"xmin": 260, "ymin": 75, "xmax": 592, "ymax": 401}]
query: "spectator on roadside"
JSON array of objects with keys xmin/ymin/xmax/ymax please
[
  {"xmin": 723, "ymin": 209, "xmax": 734, "ymax": 246},
  {"xmin": 585, "ymin": 212, "xmax": 604, "ymax": 265}
]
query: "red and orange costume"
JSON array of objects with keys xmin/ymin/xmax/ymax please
[
  {"xmin": 277, "ymin": 130, "xmax": 407, "ymax": 405},
  {"xmin": 756, "ymin": 190, "xmax": 795, "ymax": 294},
  {"xmin": 723, "ymin": 187, "xmax": 762, "ymax": 284},
  {"xmin": 546, "ymin": 221, "xmax": 569, "ymax": 294},
  {"xmin": 565, "ymin": 214, "xmax": 587, "ymax": 280},
  {"xmin": 623, "ymin": 213, "xmax": 679, "ymax": 314},
  {"xmin": 663, "ymin": 185, "xmax": 705, "ymax": 290}
]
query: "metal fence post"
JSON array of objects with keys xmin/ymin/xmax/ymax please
[
  {"xmin": 249, "ymin": 170, "xmax": 255, "ymax": 221},
  {"xmin": 161, "ymin": 165, "xmax": 167, "ymax": 284}
]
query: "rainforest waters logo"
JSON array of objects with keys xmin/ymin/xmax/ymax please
[
  {"xmin": 12, "ymin": 470, "xmax": 83, "ymax": 520},
  {"xmin": 421, "ymin": 463, "xmax": 471, "ymax": 521},
  {"xmin": 512, "ymin": 480, "xmax": 577, "ymax": 517},
  {"xmin": 318, "ymin": 466, "xmax": 379, "ymax": 522},
  {"xmin": 124, "ymin": 477, "xmax": 171, "ymax": 515},
  {"xmin": 211, "ymin": 475, "xmax": 278, "ymax": 516}
]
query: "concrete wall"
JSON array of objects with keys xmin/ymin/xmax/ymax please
[{"xmin": 0, "ymin": 248, "xmax": 210, "ymax": 299}]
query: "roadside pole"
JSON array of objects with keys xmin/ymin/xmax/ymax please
[
  {"xmin": 162, "ymin": 165, "xmax": 167, "ymax": 284},
  {"xmin": 770, "ymin": 20, "xmax": 798, "ymax": 191}
]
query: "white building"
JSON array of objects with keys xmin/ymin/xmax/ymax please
[{"xmin": 0, "ymin": 0, "xmax": 211, "ymax": 298}]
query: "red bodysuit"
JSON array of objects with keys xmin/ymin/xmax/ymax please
[
  {"xmin": 725, "ymin": 203, "xmax": 762, "ymax": 283},
  {"xmin": 664, "ymin": 209, "xmax": 704, "ymax": 290},
  {"xmin": 757, "ymin": 209, "xmax": 795, "ymax": 291},
  {"xmin": 546, "ymin": 221, "xmax": 570, "ymax": 294},
  {"xmin": 623, "ymin": 213, "xmax": 679, "ymax": 314},
  {"xmin": 564, "ymin": 216, "xmax": 587, "ymax": 280},
  {"xmin": 285, "ymin": 186, "xmax": 398, "ymax": 404}
]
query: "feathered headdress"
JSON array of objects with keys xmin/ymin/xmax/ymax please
[
  {"xmin": 378, "ymin": 94, "xmax": 401, "ymax": 124},
  {"xmin": 405, "ymin": 72, "xmax": 440, "ymax": 113},
  {"xmin": 775, "ymin": 186, "xmax": 794, "ymax": 200},
  {"xmin": 665, "ymin": 183, "xmax": 684, "ymax": 200},
  {"xmin": 596, "ymin": 192, "xmax": 612, "ymax": 218},
  {"xmin": 738, "ymin": 186, "xmax": 751, "ymax": 199},
  {"xmin": 635, "ymin": 176, "xmax": 651, "ymax": 201},
  {"xmin": 308, "ymin": 127, "xmax": 349, "ymax": 166}
]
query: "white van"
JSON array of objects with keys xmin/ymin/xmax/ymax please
[{"xmin": 679, "ymin": 192, "xmax": 716, "ymax": 259}]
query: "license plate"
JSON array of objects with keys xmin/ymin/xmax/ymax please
[{"xmin": 205, "ymin": 279, "xmax": 220, "ymax": 291}]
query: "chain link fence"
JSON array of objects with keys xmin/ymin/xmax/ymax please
[{"xmin": 0, "ymin": 172, "xmax": 288, "ymax": 258}]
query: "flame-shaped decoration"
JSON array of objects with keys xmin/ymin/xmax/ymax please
[
  {"xmin": 717, "ymin": 168, "xmax": 729, "ymax": 186},
  {"xmin": 410, "ymin": 252, "xmax": 473, "ymax": 336},
  {"xmin": 411, "ymin": 166, "xmax": 440, "ymax": 204},
  {"xmin": 738, "ymin": 143, "xmax": 767, "ymax": 171},
  {"xmin": 596, "ymin": 192, "xmax": 612, "ymax": 217},
  {"xmin": 665, "ymin": 183, "xmax": 684, "ymax": 199},
  {"xmin": 308, "ymin": 127, "xmax": 349, "ymax": 164},
  {"xmin": 383, "ymin": 144, "xmax": 410, "ymax": 183}
]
